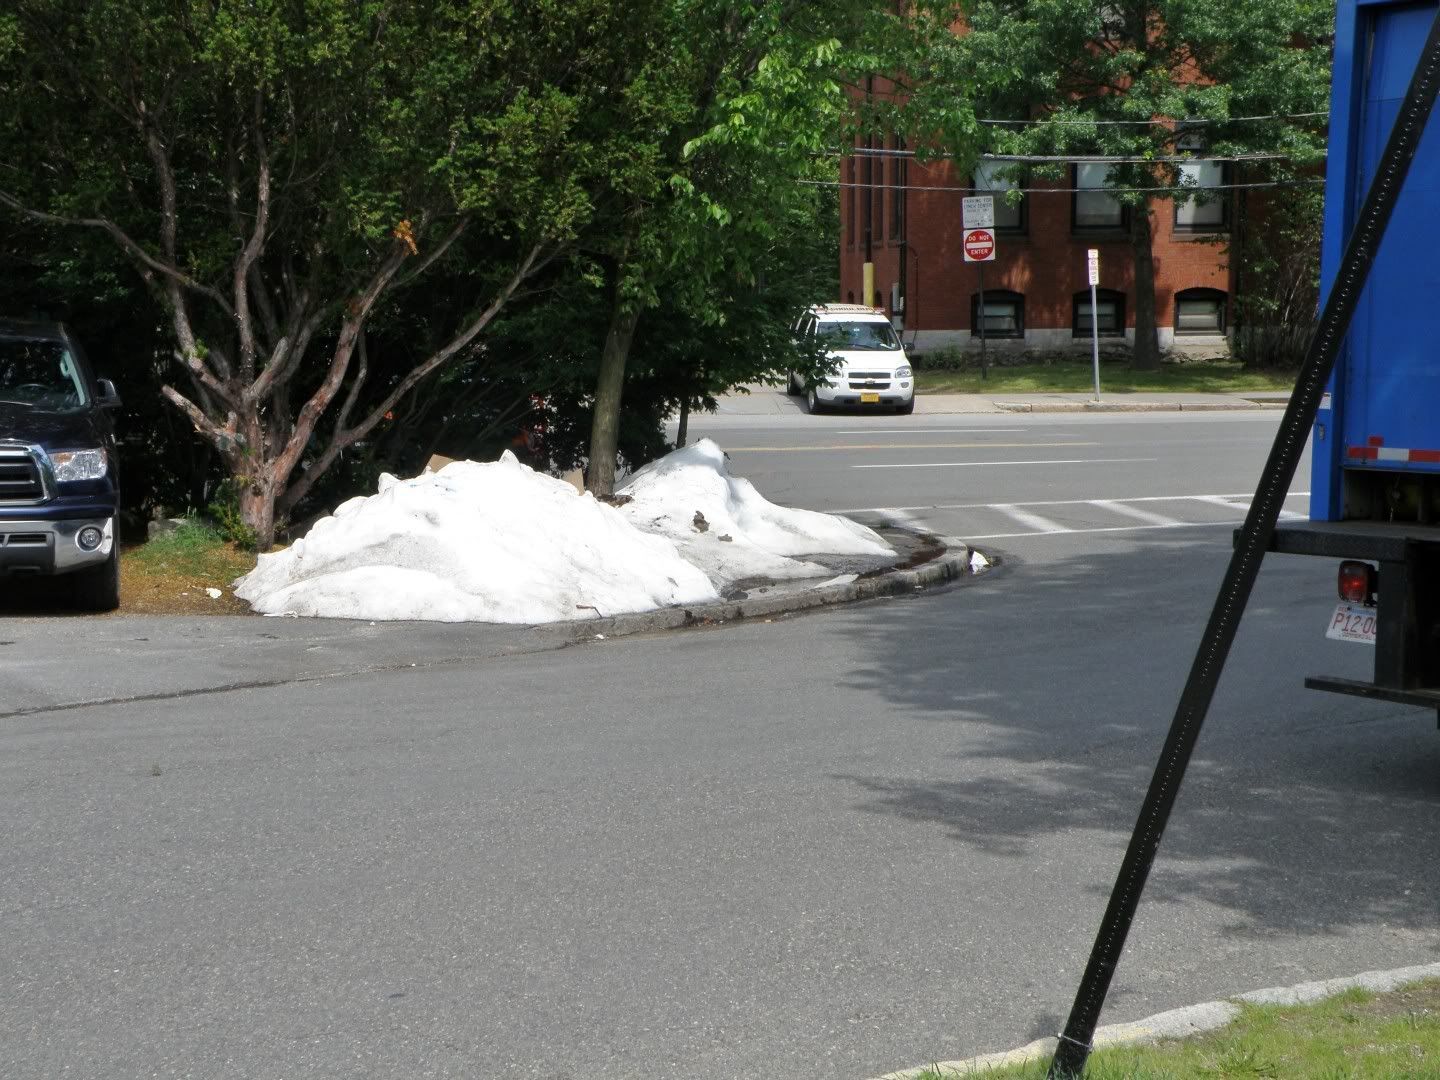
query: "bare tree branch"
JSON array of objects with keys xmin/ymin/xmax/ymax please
[
  {"xmin": 234, "ymin": 90, "xmax": 272, "ymax": 383},
  {"xmin": 278, "ymin": 241, "xmax": 550, "ymax": 513},
  {"xmin": 0, "ymin": 189, "xmax": 229, "ymax": 312}
]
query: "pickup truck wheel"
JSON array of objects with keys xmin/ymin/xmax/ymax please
[{"xmin": 71, "ymin": 547, "xmax": 120, "ymax": 612}]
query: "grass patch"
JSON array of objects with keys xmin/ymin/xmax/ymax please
[
  {"xmin": 121, "ymin": 517, "xmax": 257, "ymax": 615},
  {"xmin": 914, "ymin": 359, "xmax": 1295, "ymax": 396},
  {"xmin": 912, "ymin": 979, "xmax": 1440, "ymax": 1079}
]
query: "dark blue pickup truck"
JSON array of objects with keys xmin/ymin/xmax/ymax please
[{"xmin": 0, "ymin": 320, "xmax": 122, "ymax": 611}]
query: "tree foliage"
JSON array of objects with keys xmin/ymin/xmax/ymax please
[{"xmin": 0, "ymin": 0, "xmax": 636, "ymax": 547}]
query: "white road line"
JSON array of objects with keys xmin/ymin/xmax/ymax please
[
  {"xmin": 834, "ymin": 428, "xmax": 1028, "ymax": 435},
  {"xmin": 964, "ymin": 519, "xmax": 1248, "ymax": 541},
  {"xmin": 1088, "ymin": 499, "xmax": 1183, "ymax": 527},
  {"xmin": 834, "ymin": 492, "xmax": 1310, "ymax": 513},
  {"xmin": 991, "ymin": 503, "xmax": 1069, "ymax": 534},
  {"xmin": 851, "ymin": 457, "xmax": 1156, "ymax": 470}
]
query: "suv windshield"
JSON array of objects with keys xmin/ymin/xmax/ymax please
[
  {"xmin": 0, "ymin": 338, "xmax": 88, "ymax": 409},
  {"xmin": 817, "ymin": 320, "xmax": 900, "ymax": 351}
]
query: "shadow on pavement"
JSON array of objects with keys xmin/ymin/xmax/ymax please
[{"xmin": 831, "ymin": 534, "xmax": 1440, "ymax": 941}]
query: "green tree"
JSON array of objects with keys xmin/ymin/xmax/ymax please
[
  {"xmin": 0, "ymin": 0, "xmax": 630, "ymax": 548},
  {"xmin": 578, "ymin": 0, "xmax": 911, "ymax": 495},
  {"xmin": 953, "ymin": 0, "xmax": 1331, "ymax": 369}
]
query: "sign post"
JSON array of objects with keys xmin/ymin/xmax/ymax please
[
  {"xmin": 1087, "ymin": 248, "xmax": 1102, "ymax": 402},
  {"xmin": 962, "ymin": 197, "xmax": 997, "ymax": 380}
]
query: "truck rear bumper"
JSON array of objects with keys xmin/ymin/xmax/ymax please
[
  {"xmin": 0, "ymin": 515, "xmax": 114, "ymax": 576},
  {"xmin": 1256, "ymin": 522, "xmax": 1440, "ymax": 721}
]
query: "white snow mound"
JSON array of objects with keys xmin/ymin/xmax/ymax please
[
  {"xmin": 234, "ymin": 452, "xmax": 718, "ymax": 622},
  {"xmin": 616, "ymin": 438, "xmax": 893, "ymax": 586}
]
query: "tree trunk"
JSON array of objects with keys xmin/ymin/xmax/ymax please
[
  {"xmin": 239, "ymin": 475, "xmax": 277, "ymax": 551},
  {"xmin": 586, "ymin": 298, "xmax": 642, "ymax": 496},
  {"xmin": 676, "ymin": 398, "xmax": 690, "ymax": 448},
  {"xmin": 1129, "ymin": 198, "xmax": 1161, "ymax": 370}
]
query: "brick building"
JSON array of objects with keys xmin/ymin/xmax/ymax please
[{"xmin": 838, "ymin": 141, "xmax": 1237, "ymax": 355}]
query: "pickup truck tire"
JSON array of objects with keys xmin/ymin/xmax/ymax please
[{"xmin": 71, "ymin": 547, "xmax": 120, "ymax": 612}]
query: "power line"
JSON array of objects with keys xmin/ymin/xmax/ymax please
[
  {"xmin": 847, "ymin": 148, "xmax": 1298, "ymax": 163},
  {"xmin": 976, "ymin": 111, "xmax": 1326, "ymax": 126},
  {"xmin": 805, "ymin": 177, "xmax": 1323, "ymax": 195}
]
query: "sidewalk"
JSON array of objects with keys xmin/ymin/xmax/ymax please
[{"xmin": 714, "ymin": 385, "xmax": 1289, "ymax": 416}]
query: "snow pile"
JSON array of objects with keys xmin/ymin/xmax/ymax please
[
  {"xmin": 234, "ymin": 439, "xmax": 895, "ymax": 622},
  {"xmin": 615, "ymin": 439, "xmax": 892, "ymax": 586},
  {"xmin": 234, "ymin": 453, "xmax": 718, "ymax": 622}
]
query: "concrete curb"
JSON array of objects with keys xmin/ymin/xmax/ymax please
[
  {"xmin": 550, "ymin": 534, "xmax": 980, "ymax": 645},
  {"xmin": 994, "ymin": 400, "xmax": 1284, "ymax": 413},
  {"xmin": 873, "ymin": 961, "xmax": 1440, "ymax": 1078}
]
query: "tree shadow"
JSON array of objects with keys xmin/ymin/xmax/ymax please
[{"xmin": 832, "ymin": 534, "xmax": 1440, "ymax": 940}]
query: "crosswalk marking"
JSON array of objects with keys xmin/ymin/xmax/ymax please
[
  {"xmin": 1087, "ymin": 499, "xmax": 1183, "ymax": 527},
  {"xmin": 854, "ymin": 492, "xmax": 1313, "ymax": 542},
  {"xmin": 991, "ymin": 504, "xmax": 1070, "ymax": 534}
]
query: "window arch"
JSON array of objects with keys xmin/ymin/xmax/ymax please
[
  {"xmin": 1073, "ymin": 289, "xmax": 1126, "ymax": 336},
  {"xmin": 971, "ymin": 290, "xmax": 1024, "ymax": 338},
  {"xmin": 1174, "ymin": 288, "xmax": 1227, "ymax": 334}
]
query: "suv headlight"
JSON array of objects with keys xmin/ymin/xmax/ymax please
[
  {"xmin": 895, "ymin": 365, "xmax": 912, "ymax": 378},
  {"xmin": 51, "ymin": 448, "xmax": 108, "ymax": 482}
]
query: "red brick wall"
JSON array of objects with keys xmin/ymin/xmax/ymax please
[{"xmin": 838, "ymin": 152, "xmax": 1236, "ymax": 336}]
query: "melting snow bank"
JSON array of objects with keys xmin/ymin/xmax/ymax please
[
  {"xmin": 235, "ymin": 439, "xmax": 895, "ymax": 622},
  {"xmin": 234, "ymin": 454, "xmax": 717, "ymax": 622}
]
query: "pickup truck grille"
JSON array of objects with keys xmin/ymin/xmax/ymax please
[{"xmin": 0, "ymin": 445, "xmax": 45, "ymax": 504}]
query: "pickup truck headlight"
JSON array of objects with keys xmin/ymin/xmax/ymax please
[{"xmin": 51, "ymin": 448, "xmax": 108, "ymax": 482}]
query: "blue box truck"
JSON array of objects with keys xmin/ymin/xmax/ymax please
[{"xmin": 1269, "ymin": 0, "xmax": 1440, "ymax": 719}]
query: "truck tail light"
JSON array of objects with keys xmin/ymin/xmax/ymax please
[{"xmin": 1338, "ymin": 560, "xmax": 1376, "ymax": 605}]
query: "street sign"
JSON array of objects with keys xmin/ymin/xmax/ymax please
[
  {"xmin": 962, "ymin": 195, "xmax": 995, "ymax": 229},
  {"xmin": 1087, "ymin": 248, "xmax": 1100, "ymax": 286},
  {"xmin": 963, "ymin": 228, "xmax": 996, "ymax": 263}
]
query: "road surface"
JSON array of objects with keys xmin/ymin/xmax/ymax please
[{"xmin": 3, "ymin": 410, "xmax": 1437, "ymax": 1080}]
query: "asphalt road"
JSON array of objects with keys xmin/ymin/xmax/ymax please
[{"xmin": 4, "ymin": 409, "xmax": 1438, "ymax": 1080}]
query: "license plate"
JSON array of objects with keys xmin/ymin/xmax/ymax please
[
  {"xmin": 1326, "ymin": 603, "xmax": 1377, "ymax": 645},
  {"xmin": 860, "ymin": 392, "xmax": 880, "ymax": 403}
]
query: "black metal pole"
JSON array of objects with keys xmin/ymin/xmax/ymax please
[
  {"xmin": 1048, "ymin": 12, "xmax": 1440, "ymax": 1078},
  {"xmin": 978, "ymin": 264, "xmax": 989, "ymax": 379}
]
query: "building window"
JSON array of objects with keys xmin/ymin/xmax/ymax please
[
  {"xmin": 973, "ymin": 160, "xmax": 1025, "ymax": 233},
  {"xmin": 1073, "ymin": 163, "xmax": 1128, "ymax": 231},
  {"xmin": 1173, "ymin": 160, "xmax": 1230, "ymax": 230},
  {"xmin": 846, "ymin": 156, "xmax": 855, "ymax": 247},
  {"xmin": 1175, "ymin": 288, "xmax": 1227, "ymax": 333},
  {"xmin": 1074, "ymin": 289, "xmax": 1126, "ymax": 335},
  {"xmin": 971, "ymin": 290, "xmax": 1024, "ymax": 338}
]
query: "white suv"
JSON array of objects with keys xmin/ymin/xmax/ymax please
[{"xmin": 787, "ymin": 304, "xmax": 914, "ymax": 414}]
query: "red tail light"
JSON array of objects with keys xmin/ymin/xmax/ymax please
[{"xmin": 1338, "ymin": 560, "xmax": 1376, "ymax": 604}]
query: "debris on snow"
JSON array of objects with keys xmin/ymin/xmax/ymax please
[
  {"xmin": 616, "ymin": 439, "xmax": 892, "ymax": 588},
  {"xmin": 969, "ymin": 550, "xmax": 991, "ymax": 573}
]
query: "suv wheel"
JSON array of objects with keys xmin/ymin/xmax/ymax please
[
  {"xmin": 71, "ymin": 547, "xmax": 120, "ymax": 612},
  {"xmin": 896, "ymin": 397, "xmax": 915, "ymax": 415},
  {"xmin": 785, "ymin": 373, "xmax": 801, "ymax": 396},
  {"xmin": 806, "ymin": 387, "xmax": 826, "ymax": 415}
]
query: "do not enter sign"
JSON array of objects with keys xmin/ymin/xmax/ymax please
[{"xmin": 963, "ymin": 227, "xmax": 996, "ymax": 263}]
